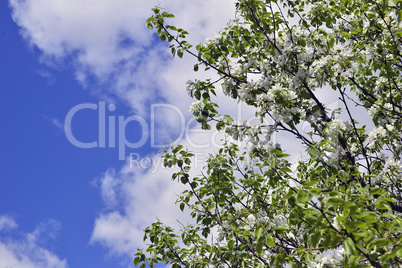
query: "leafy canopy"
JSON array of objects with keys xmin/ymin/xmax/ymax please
[{"xmin": 135, "ymin": 0, "xmax": 402, "ymax": 267}]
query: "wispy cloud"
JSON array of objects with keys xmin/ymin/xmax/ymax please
[
  {"xmin": 90, "ymin": 148, "xmax": 202, "ymax": 257},
  {"xmin": 43, "ymin": 115, "xmax": 64, "ymax": 131},
  {"xmin": 36, "ymin": 69, "xmax": 56, "ymax": 85},
  {"xmin": 0, "ymin": 216, "xmax": 67, "ymax": 268},
  {"xmin": 0, "ymin": 215, "xmax": 17, "ymax": 231}
]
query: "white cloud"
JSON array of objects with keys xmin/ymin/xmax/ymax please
[
  {"xmin": 37, "ymin": 70, "xmax": 56, "ymax": 85},
  {"xmin": 9, "ymin": 0, "xmax": 236, "ymax": 115},
  {"xmin": 0, "ymin": 215, "xmax": 17, "ymax": 231},
  {"xmin": 0, "ymin": 217, "xmax": 67, "ymax": 268},
  {"xmin": 44, "ymin": 116, "xmax": 64, "ymax": 131},
  {"xmin": 27, "ymin": 219, "xmax": 62, "ymax": 245},
  {"xmin": 91, "ymin": 156, "xmax": 188, "ymax": 256}
]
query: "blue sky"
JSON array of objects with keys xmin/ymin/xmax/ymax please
[{"xmin": 0, "ymin": 0, "xmax": 237, "ymax": 267}]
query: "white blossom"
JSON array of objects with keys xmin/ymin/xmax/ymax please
[
  {"xmin": 368, "ymin": 105, "xmax": 378, "ymax": 117},
  {"xmin": 368, "ymin": 126, "xmax": 387, "ymax": 146},
  {"xmin": 189, "ymin": 100, "xmax": 204, "ymax": 113},
  {"xmin": 328, "ymin": 119, "xmax": 346, "ymax": 136},
  {"xmin": 384, "ymin": 103, "xmax": 393, "ymax": 110},
  {"xmin": 386, "ymin": 124, "xmax": 394, "ymax": 132}
]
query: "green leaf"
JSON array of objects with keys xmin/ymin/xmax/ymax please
[
  {"xmin": 309, "ymin": 231, "xmax": 322, "ymax": 247},
  {"xmin": 228, "ymin": 240, "xmax": 235, "ymax": 250},
  {"xmin": 267, "ymin": 237, "xmax": 276, "ymax": 247},
  {"xmin": 310, "ymin": 188, "xmax": 321, "ymax": 196},
  {"xmin": 369, "ymin": 187, "xmax": 386, "ymax": 196},
  {"xmin": 177, "ymin": 49, "xmax": 184, "ymax": 58},
  {"xmin": 134, "ymin": 257, "xmax": 141, "ymax": 266},
  {"xmin": 274, "ymin": 225, "xmax": 287, "ymax": 230},
  {"xmin": 256, "ymin": 241, "xmax": 264, "ymax": 254},
  {"xmin": 344, "ymin": 238, "xmax": 356, "ymax": 254},
  {"xmin": 371, "ymin": 238, "xmax": 391, "ymax": 247},
  {"xmin": 375, "ymin": 198, "xmax": 392, "ymax": 212},
  {"xmin": 255, "ymin": 226, "xmax": 263, "ymax": 240},
  {"xmin": 327, "ymin": 197, "xmax": 344, "ymax": 206}
]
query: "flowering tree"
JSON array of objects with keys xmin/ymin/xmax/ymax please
[{"xmin": 134, "ymin": 0, "xmax": 402, "ymax": 267}]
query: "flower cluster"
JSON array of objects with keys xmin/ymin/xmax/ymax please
[
  {"xmin": 204, "ymin": 33, "xmax": 222, "ymax": 46},
  {"xmin": 307, "ymin": 247, "xmax": 346, "ymax": 268},
  {"xmin": 368, "ymin": 126, "xmax": 387, "ymax": 149}
]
